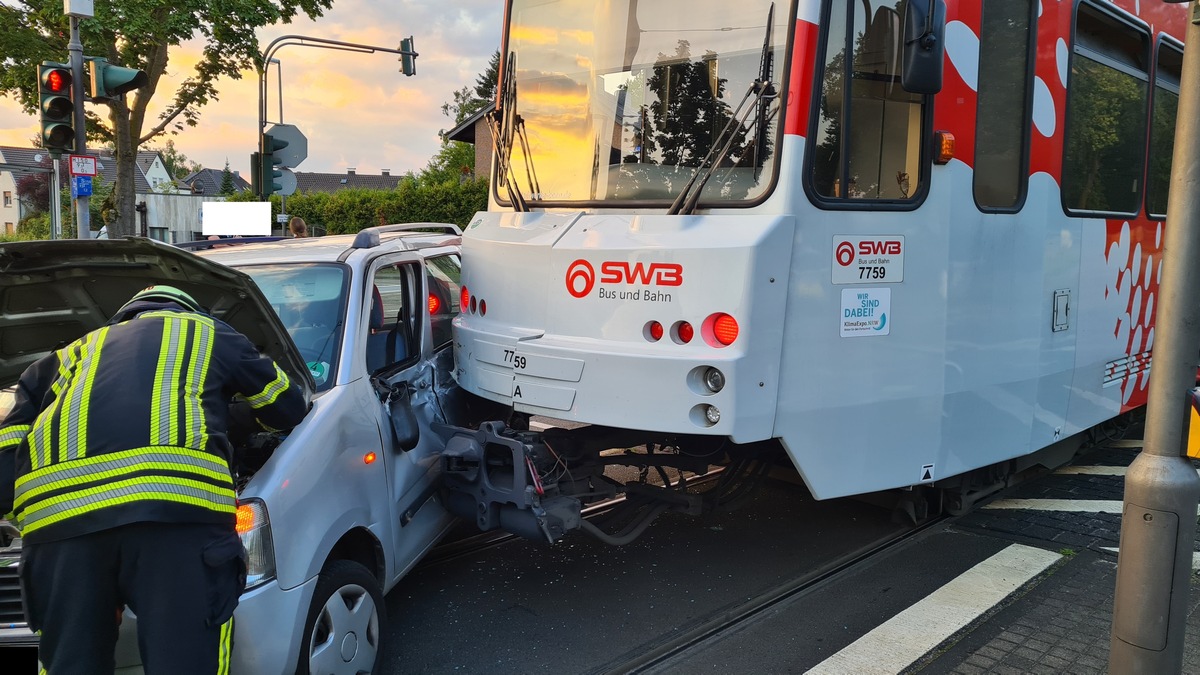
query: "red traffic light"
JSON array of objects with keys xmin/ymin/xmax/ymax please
[{"xmin": 42, "ymin": 68, "xmax": 71, "ymax": 93}]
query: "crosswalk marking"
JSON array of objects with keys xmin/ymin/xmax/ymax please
[
  {"xmin": 983, "ymin": 499, "xmax": 1125, "ymax": 513},
  {"xmin": 1056, "ymin": 465, "xmax": 1200, "ymax": 479},
  {"xmin": 1100, "ymin": 547, "xmax": 1200, "ymax": 572},
  {"xmin": 983, "ymin": 499, "xmax": 1200, "ymax": 515},
  {"xmin": 805, "ymin": 544, "xmax": 1061, "ymax": 675}
]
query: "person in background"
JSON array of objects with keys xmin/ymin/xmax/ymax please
[
  {"xmin": 0, "ymin": 285, "xmax": 307, "ymax": 674},
  {"xmin": 288, "ymin": 216, "xmax": 308, "ymax": 238}
]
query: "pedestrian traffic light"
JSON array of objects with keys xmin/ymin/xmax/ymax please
[
  {"xmin": 259, "ymin": 132, "xmax": 290, "ymax": 198},
  {"xmin": 38, "ymin": 62, "xmax": 74, "ymax": 153},
  {"xmin": 87, "ymin": 57, "xmax": 148, "ymax": 102},
  {"xmin": 398, "ymin": 37, "xmax": 417, "ymax": 77}
]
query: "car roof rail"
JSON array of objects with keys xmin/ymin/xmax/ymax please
[
  {"xmin": 351, "ymin": 222, "xmax": 463, "ymax": 249},
  {"xmin": 175, "ymin": 236, "xmax": 289, "ymax": 250}
]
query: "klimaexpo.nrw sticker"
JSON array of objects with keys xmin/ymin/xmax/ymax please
[
  {"xmin": 841, "ymin": 287, "xmax": 890, "ymax": 337},
  {"xmin": 832, "ymin": 235, "xmax": 904, "ymax": 284}
]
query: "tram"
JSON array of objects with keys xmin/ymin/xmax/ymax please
[{"xmin": 444, "ymin": 0, "xmax": 1190, "ymax": 536}]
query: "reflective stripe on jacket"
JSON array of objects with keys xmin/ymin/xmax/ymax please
[{"xmin": 0, "ymin": 300, "xmax": 307, "ymax": 542}]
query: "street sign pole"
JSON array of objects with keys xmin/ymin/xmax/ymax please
[
  {"xmin": 50, "ymin": 156, "xmax": 63, "ymax": 239},
  {"xmin": 1109, "ymin": 2, "xmax": 1200, "ymax": 672},
  {"xmin": 65, "ymin": 1, "xmax": 92, "ymax": 239}
]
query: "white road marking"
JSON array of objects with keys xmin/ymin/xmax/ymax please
[
  {"xmin": 983, "ymin": 499, "xmax": 1125, "ymax": 513},
  {"xmin": 1101, "ymin": 547, "xmax": 1200, "ymax": 572},
  {"xmin": 983, "ymin": 499, "xmax": 1200, "ymax": 516},
  {"xmin": 1056, "ymin": 465, "xmax": 1200, "ymax": 480},
  {"xmin": 806, "ymin": 544, "xmax": 1061, "ymax": 675},
  {"xmin": 1109, "ymin": 440, "xmax": 1145, "ymax": 449}
]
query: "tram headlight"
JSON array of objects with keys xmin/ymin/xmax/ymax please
[
  {"xmin": 704, "ymin": 405, "xmax": 721, "ymax": 425},
  {"xmin": 703, "ymin": 367, "xmax": 725, "ymax": 393}
]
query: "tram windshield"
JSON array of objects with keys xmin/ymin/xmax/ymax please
[{"xmin": 499, "ymin": 0, "xmax": 790, "ymax": 206}]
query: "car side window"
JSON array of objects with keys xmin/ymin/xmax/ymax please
[
  {"xmin": 425, "ymin": 255, "xmax": 462, "ymax": 351},
  {"xmin": 364, "ymin": 263, "xmax": 418, "ymax": 373}
]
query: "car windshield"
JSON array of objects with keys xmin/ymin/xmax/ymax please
[
  {"xmin": 241, "ymin": 263, "xmax": 349, "ymax": 392},
  {"xmin": 499, "ymin": 0, "xmax": 789, "ymax": 205}
]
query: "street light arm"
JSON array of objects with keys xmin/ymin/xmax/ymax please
[{"xmin": 258, "ymin": 33, "xmax": 420, "ymax": 150}]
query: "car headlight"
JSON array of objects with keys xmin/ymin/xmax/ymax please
[{"xmin": 235, "ymin": 498, "xmax": 276, "ymax": 589}]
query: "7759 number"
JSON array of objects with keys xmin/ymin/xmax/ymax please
[
  {"xmin": 503, "ymin": 349, "xmax": 527, "ymax": 370},
  {"xmin": 858, "ymin": 266, "xmax": 886, "ymax": 280}
]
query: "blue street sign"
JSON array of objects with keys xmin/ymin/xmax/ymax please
[{"xmin": 71, "ymin": 175, "xmax": 93, "ymax": 197}]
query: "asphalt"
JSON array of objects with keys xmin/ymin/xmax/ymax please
[
  {"xmin": 919, "ymin": 439, "xmax": 1200, "ymax": 675},
  {"xmin": 643, "ymin": 430, "xmax": 1200, "ymax": 675}
]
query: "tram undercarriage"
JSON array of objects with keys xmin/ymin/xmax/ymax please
[{"xmin": 439, "ymin": 411, "xmax": 1141, "ymax": 545}]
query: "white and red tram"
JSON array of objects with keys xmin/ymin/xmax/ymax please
[{"xmin": 449, "ymin": 0, "xmax": 1189, "ymax": 518}]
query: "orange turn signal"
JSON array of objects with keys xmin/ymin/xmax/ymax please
[
  {"xmin": 364, "ymin": 452, "xmax": 377, "ymax": 465},
  {"xmin": 934, "ymin": 131, "xmax": 955, "ymax": 165}
]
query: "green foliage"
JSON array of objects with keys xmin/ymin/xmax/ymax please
[
  {"xmin": 0, "ymin": 212, "xmax": 51, "ymax": 241},
  {"xmin": 440, "ymin": 49, "xmax": 499, "ymax": 130},
  {"xmin": 155, "ymin": 139, "xmax": 203, "ymax": 180},
  {"xmin": 423, "ymin": 141, "xmax": 478, "ymax": 184},
  {"xmin": 220, "ymin": 160, "xmax": 235, "ymax": 196},
  {"xmin": 227, "ymin": 179, "xmax": 489, "ymax": 236},
  {"xmin": 0, "ymin": 0, "xmax": 331, "ymax": 237}
]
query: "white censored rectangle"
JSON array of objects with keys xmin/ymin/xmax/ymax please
[{"xmin": 202, "ymin": 201, "xmax": 271, "ymax": 236}]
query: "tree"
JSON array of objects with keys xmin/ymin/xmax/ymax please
[
  {"xmin": 15, "ymin": 154, "xmax": 56, "ymax": 214},
  {"xmin": 0, "ymin": 0, "xmax": 332, "ymax": 238},
  {"xmin": 220, "ymin": 160, "xmax": 235, "ymax": 195},
  {"xmin": 155, "ymin": 139, "xmax": 203, "ymax": 180},
  {"xmin": 440, "ymin": 50, "xmax": 499, "ymax": 129}
]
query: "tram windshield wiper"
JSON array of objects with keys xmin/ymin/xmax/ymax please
[
  {"xmin": 667, "ymin": 3, "xmax": 778, "ymax": 216},
  {"xmin": 487, "ymin": 51, "xmax": 540, "ymax": 212}
]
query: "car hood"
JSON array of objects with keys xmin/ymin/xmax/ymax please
[{"xmin": 0, "ymin": 238, "xmax": 314, "ymax": 399}]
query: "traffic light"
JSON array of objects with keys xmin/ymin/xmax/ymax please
[
  {"xmin": 37, "ymin": 62, "xmax": 74, "ymax": 153},
  {"xmin": 398, "ymin": 37, "xmax": 417, "ymax": 77},
  {"xmin": 87, "ymin": 57, "xmax": 148, "ymax": 102},
  {"xmin": 258, "ymin": 132, "xmax": 290, "ymax": 198}
]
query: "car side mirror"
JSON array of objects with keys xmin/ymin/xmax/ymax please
[
  {"xmin": 387, "ymin": 384, "xmax": 421, "ymax": 452},
  {"xmin": 901, "ymin": 0, "xmax": 946, "ymax": 95}
]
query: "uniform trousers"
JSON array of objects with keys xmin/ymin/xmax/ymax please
[{"xmin": 20, "ymin": 521, "xmax": 245, "ymax": 675}]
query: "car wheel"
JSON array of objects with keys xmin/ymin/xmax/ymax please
[{"xmin": 298, "ymin": 559, "xmax": 386, "ymax": 675}]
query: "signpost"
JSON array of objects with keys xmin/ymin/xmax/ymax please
[{"xmin": 68, "ymin": 153, "xmax": 96, "ymax": 176}]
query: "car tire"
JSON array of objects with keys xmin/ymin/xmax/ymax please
[{"xmin": 298, "ymin": 559, "xmax": 386, "ymax": 675}]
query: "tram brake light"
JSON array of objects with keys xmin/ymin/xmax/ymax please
[
  {"xmin": 461, "ymin": 286, "xmax": 470, "ymax": 312},
  {"xmin": 934, "ymin": 131, "xmax": 955, "ymax": 165},
  {"xmin": 705, "ymin": 313, "xmax": 739, "ymax": 346},
  {"xmin": 479, "ymin": 300, "xmax": 487, "ymax": 316},
  {"xmin": 646, "ymin": 320, "xmax": 664, "ymax": 342},
  {"xmin": 676, "ymin": 321, "xmax": 694, "ymax": 344},
  {"xmin": 428, "ymin": 293, "xmax": 441, "ymax": 314}
]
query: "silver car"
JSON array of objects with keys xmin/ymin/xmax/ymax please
[{"xmin": 0, "ymin": 225, "xmax": 487, "ymax": 673}]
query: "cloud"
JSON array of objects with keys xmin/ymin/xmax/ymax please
[{"xmin": 3, "ymin": 0, "xmax": 504, "ymax": 178}]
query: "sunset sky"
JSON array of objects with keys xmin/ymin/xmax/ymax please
[{"xmin": 0, "ymin": 0, "xmax": 504, "ymax": 178}]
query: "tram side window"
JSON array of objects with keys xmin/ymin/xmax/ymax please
[
  {"xmin": 1062, "ymin": 4, "xmax": 1150, "ymax": 215},
  {"xmin": 1147, "ymin": 42, "xmax": 1182, "ymax": 219},
  {"xmin": 811, "ymin": 0, "xmax": 924, "ymax": 202},
  {"xmin": 974, "ymin": 0, "xmax": 1036, "ymax": 210}
]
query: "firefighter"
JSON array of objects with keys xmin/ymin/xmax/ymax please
[{"xmin": 0, "ymin": 285, "xmax": 307, "ymax": 674}]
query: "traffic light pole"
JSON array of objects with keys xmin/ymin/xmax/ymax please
[
  {"xmin": 254, "ymin": 34, "xmax": 418, "ymax": 200},
  {"xmin": 68, "ymin": 15, "xmax": 89, "ymax": 239},
  {"xmin": 1109, "ymin": 2, "xmax": 1200, "ymax": 672}
]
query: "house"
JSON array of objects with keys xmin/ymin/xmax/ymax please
[
  {"xmin": 0, "ymin": 147, "xmax": 55, "ymax": 235},
  {"xmin": 445, "ymin": 103, "xmax": 495, "ymax": 182},
  {"xmin": 293, "ymin": 168, "xmax": 403, "ymax": 194},
  {"xmin": 0, "ymin": 145, "xmax": 219, "ymax": 243},
  {"xmin": 180, "ymin": 168, "xmax": 252, "ymax": 195}
]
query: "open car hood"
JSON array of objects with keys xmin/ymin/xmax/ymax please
[{"xmin": 0, "ymin": 238, "xmax": 314, "ymax": 400}]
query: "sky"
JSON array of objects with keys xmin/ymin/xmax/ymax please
[{"xmin": 0, "ymin": 0, "xmax": 504, "ymax": 177}]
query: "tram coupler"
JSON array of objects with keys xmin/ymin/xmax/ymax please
[{"xmin": 441, "ymin": 421, "xmax": 582, "ymax": 543}]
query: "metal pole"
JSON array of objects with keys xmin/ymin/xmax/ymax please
[
  {"xmin": 67, "ymin": 16, "xmax": 89, "ymax": 239},
  {"xmin": 1109, "ymin": 2, "xmax": 1200, "ymax": 672},
  {"xmin": 50, "ymin": 157, "xmax": 63, "ymax": 239},
  {"xmin": 275, "ymin": 59, "xmax": 284, "ymax": 123}
]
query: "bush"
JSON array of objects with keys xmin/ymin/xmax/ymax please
[
  {"xmin": 227, "ymin": 177, "xmax": 489, "ymax": 236},
  {"xmin": 0, "ymin": 213, "xmax": 52, "ymax": 242}
]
